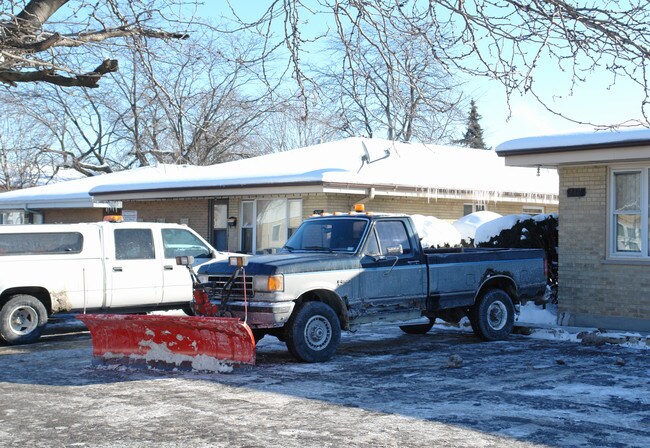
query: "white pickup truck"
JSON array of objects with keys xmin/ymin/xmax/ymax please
[{"xmin": 0, "ymin": 221, "xmax": 225, "ymax": 345}]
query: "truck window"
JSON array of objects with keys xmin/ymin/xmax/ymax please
[
  {"xmin": 285, "ymin": 218, "xmax": 368, "ymax": 252},
  {"xmin": 115, "ymin": 229, "xmax": 155, "ymax": 260},
  {"xmin": 161, "ymin": 228, "xmax": 212, "ymax": 259},
  {"xmin": 364, "ymin": 230, "xmax": 381, "ymax": 256},
  {"xmin": 0, "ymin": 232, "xmax": 83, "ymax": 255},
  {"xmin": 375, "ymin": 221, "xmax": 412, "ymax": 256}
]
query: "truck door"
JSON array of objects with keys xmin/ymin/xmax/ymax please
[
  {"xmin": 108, "ymin": 228, "xmax": 162, "ymax": 307},
  {"xmin": 160, "ymin": 227, "xmax": 214, "ymax": 303},
  {"xmin": 359, "ymin": 219, "xmax": 426, "ymax": 312}
]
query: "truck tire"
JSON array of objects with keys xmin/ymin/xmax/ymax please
[
  {"xmin": 399, "ymin": 319, "xmax": 434, "ymax": 334},
  {"xmin": 0, "ymin": 295, "xmax": 48, "ymax": 345},
  {"xmin": 285, "ymin": 301, "xmax": 341, "ymax": 363},
  {"xmin": 469, "ymin": 289, "xmax": 514, "ymax": 341}
]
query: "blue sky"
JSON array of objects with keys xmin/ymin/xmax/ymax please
[
  {"xmin": 470, "ymin": 64, "xmax": 646, "ymax": 148},
  {"xmin": 199, "ymin": 2, "xmax": 647, "ymax": 149}
]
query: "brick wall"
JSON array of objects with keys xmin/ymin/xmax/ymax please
[
  {"xmin": 558, "ymin": 165, "xmax": 650, "ymax": 331},
  {"xmin": 123, "ymin": 199, "xmax": 211, "ymax": 240},
  {"xmin": 44, "ymin": 208, "xmax": 104, "ymax": 223},
  {"xmin": 300, "ymin": 194, "xmax": 556, "ymax": 221}
]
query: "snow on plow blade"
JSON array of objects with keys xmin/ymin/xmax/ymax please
[{"xmin": 77, "ymin": 314, "xmax": 255, "ymax": 372}]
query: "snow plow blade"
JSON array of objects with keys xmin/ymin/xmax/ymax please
[{"xmin": 77, "ymin": 314, "xmax": 255, "ymax": 372}]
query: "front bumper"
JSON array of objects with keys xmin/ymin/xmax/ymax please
[{"xmin": 211, "ymin": 300, "xmax": 295, "ymax": 328}]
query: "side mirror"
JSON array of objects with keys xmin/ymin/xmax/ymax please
[
  {"xmin": 176, "ymin": 255, "xmax": 195, "ymax": 266},
  {"xmin": 386, "ymin": 245, "xmax": 403, "ymax": 256}
]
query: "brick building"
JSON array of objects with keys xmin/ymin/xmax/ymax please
[
  {"xmin": 0, "ymin": 138, "xmax": 557, "ymax": 255},
  {"xmin": 497, "ymin": 129, "xmax": 650, "ymax": 332}
]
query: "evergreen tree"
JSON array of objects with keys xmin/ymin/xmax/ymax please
[{"xmin": 457, "ymin": 100, "xmax": 488, "ymax": 149}]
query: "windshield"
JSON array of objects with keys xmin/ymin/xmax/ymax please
[{"xmin": 283, "ymin": 218, "xmax": 368, "ymax": 253}]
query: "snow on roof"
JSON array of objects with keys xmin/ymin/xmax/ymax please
[
  {"xmin": 90, "ymin": 137, "xmax": 557, "ymax": 196},
  {"xmin": 0, "ymin": 164, "xmax": 193, "ymax": 209},
  {"xmin": 0, "ymin": 137, "xmax": 558, "ymax": 209},
  {"xmin": 496, "ymin": 128, "xmax": 650, "ymax": 153}
]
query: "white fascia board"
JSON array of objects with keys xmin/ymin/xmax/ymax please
[
  {"xmin": 502, "ymin": 146, "xmax": 650, "ymax": 168},
  {"xmin": 91, "ymin": 184, "xmax": 325, "ymax": 201},
  {"xmin": 0, "ymin": 199, "xmax": 114, "ymax": 210},
  {"xmin": 323, "ymin": 184, "xmax": 558, "ymax": 204}
]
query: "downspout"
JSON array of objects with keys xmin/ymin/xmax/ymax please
[{"xmin": 357, "ymin": 187, "xmax": 376, "ymax": 204}]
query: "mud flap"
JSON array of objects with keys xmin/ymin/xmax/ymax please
[{"xmin": 77, "ymin": 314, "xmax": 256, "ymax": 372}]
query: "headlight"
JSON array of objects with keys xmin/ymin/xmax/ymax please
[
  {"xmin": 197, "ymin": 274, "xmax": 209, "ymax": 283},
  {"xmin": 253, "ymin": 274, "xmax": 284, "ymax": 292}
]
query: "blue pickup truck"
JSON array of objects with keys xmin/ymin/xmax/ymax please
[{"xmin": 197, "ymin": 210, "xmax": 548, "ymax": 362}]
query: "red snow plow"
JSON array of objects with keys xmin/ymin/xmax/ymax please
[{"xmin": 77, "ymin": 256, "xmax": 256, "ymax": 372}]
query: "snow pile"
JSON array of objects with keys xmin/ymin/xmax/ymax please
[
  {"xmin": 411, "ymin": 214, "xmax": 461, "ymax": 248},
  {"xmin": 452, "ymin": 211, "xmax": 502, "ymax": 242},
  {"xmin": 516, "ymin": 302, "xmax": 558, "ymax": 326},
  {"xmin": 474, "ymin": 214, "xmax": 532, "ymax": 245},
  {"xmin": 534, "ymin": 211, "xmax": 558, "ymax": 222}
]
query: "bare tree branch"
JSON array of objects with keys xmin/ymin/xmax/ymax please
[
  {"xmin": 222, "ymin": 0, "xmax": 650, "ymax": 127},
  {"xmin": 1, "ymin": 0, "xmax": 190, "ymax": 88}
]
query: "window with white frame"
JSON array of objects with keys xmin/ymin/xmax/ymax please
[
  {"xmin": 610, "ymin": 168, "xmax": 647, "ymax": 257},
  {"xmin": 240, "ymin": 199, "xmax": 303, "ymax": 254},
  {"xmin": 523, "ymin": 206, "xmax": 545, "ymax": 215}
]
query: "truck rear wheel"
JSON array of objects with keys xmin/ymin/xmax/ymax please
[
  {"xmin": 469, "ymin": 289, "xmax": 514, "ymax": 341},
  {"xmin": 285, "ymin": 301, "xmax": 341, "ymax": 363},
  {"xmin": 0, "ymin": 295, "xmax": 48, "ymax": 345}
]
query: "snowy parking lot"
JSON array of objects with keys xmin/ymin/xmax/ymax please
[{"xmin": 1, "ymin": 317, "xmax": 649, "ymax": 448}]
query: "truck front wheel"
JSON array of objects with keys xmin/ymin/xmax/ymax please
[
  {"xmin": 0, "ymin": 295, "xmax": 48, "ymax": 345},
  {"xmin": 469, "ymin": 289, "xmax": 514, "ymax": 341},
  {"xmin": 285, "ymin": 301, "xmax": 341, "ymax": 363}
]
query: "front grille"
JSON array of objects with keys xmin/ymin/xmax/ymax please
[{"xmin": 205, "ymin": 275, "xmax": 254, "ymax": 298}]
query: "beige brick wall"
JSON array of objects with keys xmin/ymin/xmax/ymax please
[
  {"xmin": 44, "ymin": 208, "xmax": 104, "ymax": 224},
  {"xmin": 299, "ymin": 194, "xmax": 556, "ymax": 221},
  {"xmin": 123, "ymin": 199, "xmax": 211, "ymax": 240},
  {"xmin": 558, "ymin": 165, "xmax": 650, "ymax": 331}
]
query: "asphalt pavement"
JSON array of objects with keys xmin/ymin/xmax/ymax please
[{"xmin": 0, "ymin": 317, "xmax": 649, "ymax": 448}]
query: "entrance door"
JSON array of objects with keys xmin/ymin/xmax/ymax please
[{"xmin": 212, "ymin": 202, "xmax": 228, "ymax": 251}]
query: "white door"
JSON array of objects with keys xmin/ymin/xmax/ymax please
[{"xmin": 108, "ymin": 228, "xmax": 162, "ymax": 308}]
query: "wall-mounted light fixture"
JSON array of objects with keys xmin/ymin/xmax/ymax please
[{"xmin": 227, "ymin": 216, "xmax": 238, "ymax": 227}]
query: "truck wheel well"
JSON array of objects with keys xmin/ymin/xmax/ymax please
[
  {"xmin": 476, "ymin": 277, "xmax": 517, "ymax": 304},
  {"xmin": 294, "ymin": 290, "xmax": 349, "ymax": 330},
  {"xmin": 0, "ymin": 288, "xmax": 52, "ymax": 315}
]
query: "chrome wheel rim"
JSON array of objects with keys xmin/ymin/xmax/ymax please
[{"xmin": 10, "ymin": 306, "xmax": 38, "ymax": 335}]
